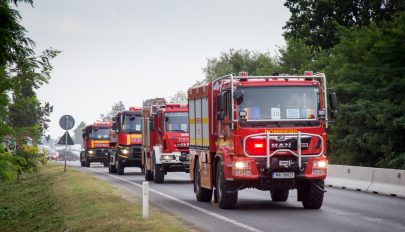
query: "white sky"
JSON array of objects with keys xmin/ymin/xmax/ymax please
[{"xmin": 18, "ymin": 0, "xmax": 290, "ymax": 138}]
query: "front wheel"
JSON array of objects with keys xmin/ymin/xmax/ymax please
[
  {"xmin": 153, "ymin": 161, "xmax": 165, "ymax": 183},
  {"xmin": 85, "ymin": 157, "xmax": 90, "ymax": 167},
  {"xmin": 216, "ymin": 161, "xmax": 238, "ymax": 209},
  {"xmin": 108, "ymin": 155, "xmax": 117, "ymax": 173},
  {"xmin": 144, "ymin": 154, "xmax": 154, "ymax": 181},
  {"xmin": 194, "ymin": 159, "xmax": 212, "ymax": 202},
  {"xmin": 300, "ymin": 180, "xmax": 324, "ymax": 209},
  {"xmin": 117, "ymin": 161, "xmax": 125, "ymax": 175}
]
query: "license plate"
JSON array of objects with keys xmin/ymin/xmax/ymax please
[{"xmin": 272, "ymin": 172, "xmax": 295, "ymax": 179}]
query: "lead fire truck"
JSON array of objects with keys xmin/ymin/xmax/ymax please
[
  {"xmin": 109, "ymin": 107, "xmax": 143, "ymax": 175},
  {"xmin": 80, "ymin": 122, "xmax": 113, "ymax": 167},
  {"xmin": 188, "ymin": 72, "xmax": 337, "ymax": 209},
  {"xmin": 141, "ymin": 98, "xmax": 190, "ymax": 183}
]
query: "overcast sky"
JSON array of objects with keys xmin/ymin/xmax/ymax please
[{"xmin": 18, "ymin": 0, "xmax": 290, "ymax": 139}]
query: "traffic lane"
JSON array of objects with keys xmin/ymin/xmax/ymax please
[
  {"xmin": 72, "ymin": 164, "xmax": 405, "ymax": 232},
  {"xmin": 124, "ymin": 170, "xmax": 405, "ymax": 232}
]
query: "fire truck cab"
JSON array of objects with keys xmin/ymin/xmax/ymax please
[
  {"xmin": 109, "ymin": 107, "xmax": 143, "ymax": 175},
  {"xmin": 141, "ymin": 98, "xmax": 190, "ymax": 183},
  {"xmin": 81, "ymin": 122, "xmax": 113, "ymax": 167},
  {"xmin": 188, "ymin": 72, "xmax": 337, "ymax": 209}
]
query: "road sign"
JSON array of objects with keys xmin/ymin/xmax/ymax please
[
  {"xmin": 58, "ymin": 131, "xmax": 75, "ymax": 145},
  {"xmin": 59, "ymin": 115, "xmax": 75, "ymax": 130}
]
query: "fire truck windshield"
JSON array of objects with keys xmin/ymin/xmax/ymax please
[
  {"xmin": 90, "ymin": 128, "xmax": 110, "ymax": 140},
  {"xmin": 164, "ymin": 112, "xmax": 188, "ymax": 132},
  {"xmin": 122, "ymin": 114, "xmax": 141, "ymax": 133},
  {"xmin": 238, "ymin": 86, "xmax": 319, "ymax": 121}
]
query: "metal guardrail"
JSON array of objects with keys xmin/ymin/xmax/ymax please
[{"xmin": 243, "ymin": 131, "xmax": 324, "ymax": 169}]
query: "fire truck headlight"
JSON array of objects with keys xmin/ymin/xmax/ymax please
[
  {"xmin": 232, "ymin": 160, "xmax": 251, "ymax": 176},
  {"xmin": 88, "ymin": 150, "xmax": 94, "ymax": 155},
  {"xmin": 161, "ymin": 155, "xmax": 174, "ymax": 161},
  {"xmin": 234, "ymin": 161, "xmax": 249, "ymax": 169},
  {"xmin": 121, "ymin": 149, "xmax": 129, "ymax": 155},
  {"xmin": 313, "ymin": 159, "xmax": 327, "ymax": 168}
]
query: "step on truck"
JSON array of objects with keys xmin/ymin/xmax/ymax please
[
  {"xmin": 141, "ymin": 98, "xmax": 190, "ymax": 183},
  {"xmin": 188, "ymin": 71, "xmax": 338, "ymax": 209},
  {"xmin": 109, "ymin": 107, "xmax": 143, "ymax": 175},
  {"xmin": 80, "ymin": 122, "xmax": 113, "ymax": 167}
]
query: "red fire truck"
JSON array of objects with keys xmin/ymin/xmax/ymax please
[
  {"xmin": 80, "ymin": 122, "xmax": 113, "ymax": 167},
  {"xmin": 109, "ymin": 107, "xmax": 143, "ymax": 175},
  {"xmin": 141, "ymin": 98, "xmax": 190, "ymax": 183},
  {"xmin": 188, "ymin": 72, "xmax": 337, "ymax": 209}
]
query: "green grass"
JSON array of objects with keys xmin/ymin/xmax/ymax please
[{"xmin": 0, "ymin": 165, "xmax": 190, "ymax": 232}]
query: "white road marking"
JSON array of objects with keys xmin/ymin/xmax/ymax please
[{"xmin": 89, "ymin": 168, "xmax": 263, "ymax": 232}]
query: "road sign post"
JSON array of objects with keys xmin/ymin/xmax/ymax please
[{"xmin": 59, "ymin": 115, "xmax": 75, "ymax": 172}]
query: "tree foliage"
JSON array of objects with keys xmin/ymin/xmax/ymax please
[
  {"xmin": 72, "ymin": 121, "xmax": 86, "ymax": 144},
  {"xmin": 0, "ymin": 0, "xmax": 58, "ymax": 181},
  {"xmin": 169, "ymin": 90, "xmax": 187, "ymax": 104},
  {"xmin": 312, "ymin": 13, "xmax": 405, "ymax": 168},
  {"xmin": 283, "ymin": 0, "xmax": 405, "ymax": 50},
  {"xmin": 100, "ymin": 101, "xmax": 126, "ymax": 122},
  {"xmin": 202, "ymin": 49, "xmax": 277, "ymax": 82}
]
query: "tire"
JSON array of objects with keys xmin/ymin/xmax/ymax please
[
  {"xmin": 300, "ymin": 180, "xmax": 324, "ymax": 209},
  {"xmin": 270, "ymin": 189, "xmax": 289, "ymax": 202},
  {"xmin": 108, "ymin": 156, "xmax": 117, "ymax": 174},
  {"xmin": 216, "ymin": 161, "xmax": 238, "ymax": 209},
  {"xmin": 80, "ymin": 161, "xmax": 85, "ymax": 167},
  {"xmin": 117, "ymin": 161, "xmax": 125, "ymax": 175},
  {"xmin": 85, "ymin": 157, "xmax": 90, "ymax": 167},
  {"xmin": 194, "ymin": 159, "xmax": 213, "ymax": 202},
  {"xmin": 153, "ymin": 152, "xmax": 164, "ymax": 183},
  {"xmin": 144, "ymin": 154, "xmax": 154, "ymax": 181}
]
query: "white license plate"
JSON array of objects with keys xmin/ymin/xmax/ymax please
[{"xmin": 272, "ymin": 172, "xmax": 295, "ymax": 179}]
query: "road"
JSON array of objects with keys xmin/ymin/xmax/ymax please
[{"xmin": 64, "ymin": 161, "xmax": 405, "ymax": 232}]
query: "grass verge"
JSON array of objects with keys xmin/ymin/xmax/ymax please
[{"xmin": 0, "ymin": 164, "xmax": 189, "ymax": 232}]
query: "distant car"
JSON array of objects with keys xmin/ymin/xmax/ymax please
[{"xmin": 49, "ymin": 152, "xmax": 59, "ymax": 161}]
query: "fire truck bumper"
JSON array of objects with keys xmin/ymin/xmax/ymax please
[
  {"xmin": 116, "ymin": 145, "xmax": 142, "ymax": 167},
  {"xmin": 224, "ymin": 156, "xmax": 327, "ymax": 181},
  {"xmin": 159, "ymin": 152, "xmax": 190, "ymax": 173},
  {"xmin": 85, "ymin": 148, "xmax": 112, "ymax": 163}
]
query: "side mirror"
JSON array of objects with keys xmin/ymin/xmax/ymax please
[
  {"xmin": 112, "ymin": 116, "xmax": 117, "ymax": 122},
  {"xmin": 112, "ymin": 122, "xmax": 117, "ymax": 131},
  {"xmin": 329, "ymin": 90, "xmax": 338, "ymax": 120},
  {"xmin": 82, "ymin": 133, "xmax": 85, "ymax": 139},
  {"xmin": 233, "ymin": 89, "xmax": 244, "ymax": 105},
  {"xmin": 216, "ymin": 93, "xmax": 225, "ymax": 111},
  {"xmin": 217, "ymin": 111, "xmax": 225, "ymax": 121}
]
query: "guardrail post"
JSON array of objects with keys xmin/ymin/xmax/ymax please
[{"xmin": 143, "ymin": 181, "xmax": 149, "ymax": 219}]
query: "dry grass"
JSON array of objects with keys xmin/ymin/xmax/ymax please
[{"xmin": 0, "ymin": 164, "xmax": 190, "ymax": 232}]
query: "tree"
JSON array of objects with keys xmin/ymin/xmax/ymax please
[
  {"xmin": 276, "ymin": 39, "xmax": 314, "ymax": 74},
  {"xmin": 8, "ymin": 49, "xmax": 60, "ymax": 141},
  {"xmin": 1, "ymin": 0, "xmax": 58, "ymax": 181},
  {"xmin": 313, "ymin": 12, "xmax": 405, "ymax": 169},
  {"xmin": 202, "ymin": 49, "xmax": 278, "ymax": 82},
  {"xmin": 72, "ymin": 121, "xmax": 86, "ymax": 144},
  {"xmin": 100, "ymin": 101, "xmax": 125, "ymax": 122},
  {"xmin": 283, "ymin": 0, "xmax": 405, "ymax": 50},
  {"xmin": 169, "ymin": 90, "xmax": 187, "ymax": 104}
]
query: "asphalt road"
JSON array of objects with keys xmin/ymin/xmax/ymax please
[{"xmin": 63, "ymin": 161, "xmax": 405, "ymax": 232}]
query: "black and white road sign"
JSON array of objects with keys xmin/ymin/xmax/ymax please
[
  {"xmin": 58, "ymin": 131, "xmax": 75, "ymax": 145},
  {"xmin": 59, "ymin": 115, "xmax": 75, "ymax": 130}
]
